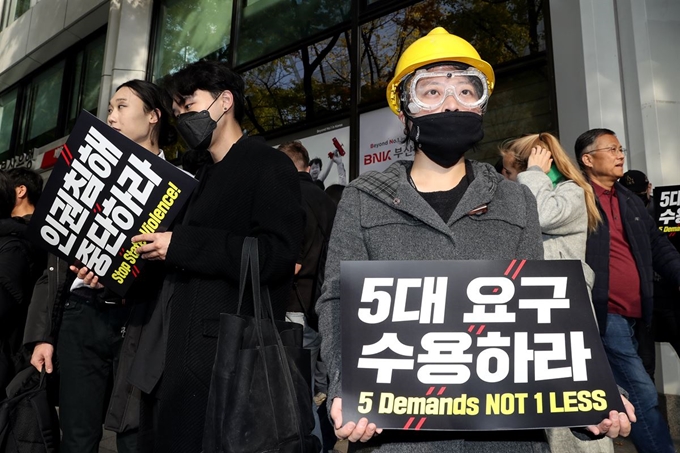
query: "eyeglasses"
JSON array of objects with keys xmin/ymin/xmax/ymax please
[{"xmin": 586, "ymin": 146, "xmax": 626, "ymax": 156}]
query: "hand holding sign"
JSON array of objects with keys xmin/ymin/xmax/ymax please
[
  {"xmin": 133, "ymin": 232, "xmax": 173, "ymax": 261},
  {"xmin": 70, "ymin": 265, "xmax": 104, "ymax": 288},
  {"xmin": 26, "ymin": 111, "xmax": 197, "ymax": 296},
  {"xmin": 586, "ymin": 395, "xmax": 635, "ymax": 438},
  {"xmin": 331, "ymin": 398, "xmax": 382, "ymax": 443}
]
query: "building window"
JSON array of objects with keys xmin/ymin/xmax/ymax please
[
  {"xmin": 149, "ymin": 0, "xmax": 555, "ymax": 173},
  {"xmin": 360, "ymin": 0, "xmax": 546, "ymax": 106},
  {"xmin": 235, "ymin": 0, "xmax": 350, "ymax": 65},
  {"xmin": 0, "ymin": 29, "xmax": 106, "ymax": 166},
  {"xmin": 0, "ymin": 89, "xmax": 18, "ymax": 162},
  {"xmin": 479, "ymin": 59, "xmax": 554, "ymax": 163},
  {"xmin": 242, "ymin": 32, "xmax": 351, "ymax": 135},
  {"xmin": 18, "ymin": 60, "xmax": 66, "ymax": 153},
  {"xmin": 1, "ymin": 0, "xmax": 30, "ymax": 29},
  {"xmin": 151, "ymin": 0, "xmax": 233, "ymax": 82},
  {"xmin": 68, "ymin": 34, "xmax": 107, "ymax": 131}
]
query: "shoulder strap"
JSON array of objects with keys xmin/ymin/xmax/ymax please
[
  {"xmin": 30, "ymin": 368, "xmax": 59, "ymax": 449},
  {"xmin": 236, "ymin": 238, "xmax": 253, "ymax": 315},
  {"xmin": 247, "ymin": 238, "xmax": 306, "ymax": 449}
]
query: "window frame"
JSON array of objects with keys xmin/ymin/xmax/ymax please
[
  {"xmin": 149, "ymin": 0, "xmax": 557, "ymax": 181},
  {"xmin": 0, "ymin": 26, "xmax": 107, "ymax": 165}
]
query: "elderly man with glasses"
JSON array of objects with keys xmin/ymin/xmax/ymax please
[{"xmin": 575, "ymin": 128, "xmax": 680, "ymax": 453}]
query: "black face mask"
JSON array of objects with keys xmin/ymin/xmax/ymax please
[
  {"xmin": 407, "ymin": 111, "xmax": 484, "ymax": 168},
  {"xmin": 176, "ymin": 96, "xmax": 226, "ymax": 151}
]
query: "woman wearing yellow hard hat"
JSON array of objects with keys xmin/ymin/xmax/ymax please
[
  {"xmin": 316, "ymin": 27, "xmax": 633, "ymax": 451},
  {"xmin": 385, "ymin": 27, "xmax": 495, "ymax": 116}
]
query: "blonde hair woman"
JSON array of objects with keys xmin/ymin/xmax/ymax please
[{"xmin": 501, "ymin": 132, "xmax": 601, "ymax": 284}]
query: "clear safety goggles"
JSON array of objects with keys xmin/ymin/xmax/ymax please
[{"xmin": 404, "ymin": 68, "xmax": 489, "ymax": 114}]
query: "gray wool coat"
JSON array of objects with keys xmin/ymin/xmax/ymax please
[
  {"xmin": 516, "ymin": 171, "xmax": 613, "ymax": 453},
  {"xmin": 516, "ymin": 167, "xmax": 595, "ymax": 289},
  {"xmin": 317, "ymin": 160, "xmax": 550, "ymax": 452}
]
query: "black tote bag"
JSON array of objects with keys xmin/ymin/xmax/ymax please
[
  {"xmin": 202, "ymin": 237, "xmax": 320, "ymax": 453},
  {"xmin": 0, "ymin": 366, "xmax": 60, "ymax": 453}
]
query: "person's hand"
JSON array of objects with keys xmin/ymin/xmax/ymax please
[
  {"xmin": 330, "ymin": 397, "xmax": 382, "ymax": 442},
  {"xmin": 132, "ymin": 232, "xmax": 173, "ymax": 261},
  {"xmin": 31, "ymin": 342, "xmax": 54, "ymax": 373},
  {"xmin": 586, "ymin": 395, "xmax": 636, "ymax": 437},
  {"xmin": 295, "ymin": 263, "xmax": 302, "ymax": 275},
  {"xmin": 69, "ymin": 265, "xmax": 104, "ymax": 288},
  {"xmin": 527, "ymin": 146, "xmax": 553, "ymax": 174},
  {"xmin": 332, "ymin": 151, "xmax": 344, "ymax": 165}
]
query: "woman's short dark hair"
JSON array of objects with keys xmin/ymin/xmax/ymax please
[
  {"xmin": 116, "ymin": 80, "xmax": 177, "ymax": 148},
  {"xmin": 0, "ymin": 171, "xmax": 16, "ymax": 218},
  {"xmin": 165, "ymin": 60, "xmax": 245, "ymax": 124}
]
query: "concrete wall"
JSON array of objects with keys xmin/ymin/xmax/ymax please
[
  {"xmin": 97, "ymin": 0, "xmax": 154, "ymax": 122},
  {"xmin": 634, "ymin": 0, "xmax": 680, "ymax": 403},
  {"xmin": 0, "ymin": 0, "xmax": 109, "ymax": 91},
  {"xmin": 550, "ymin": 0, "xmax": 628, "ymax": 157},
  {"xmin": 0, "ymin": 0, "xmax": 155, "ymax": 159},
  {"xmin": 551, "ymin": 0, "xmax": 680, "ymax": 184},
  {"xmin": 550, "ymin": 0, "xmax": 680, "ymax": 401},
  {"xmin": 630, "ymin": 0, "xmax": 680, "ymax": 187}
]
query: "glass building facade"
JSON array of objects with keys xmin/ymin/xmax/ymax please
[
  {"xmin": 0, "ymin": 29, "xmax": 106, "ymax": 168},
  {"xmin": 149, "ymin": 0, "xmax": 555, "ymax": 176},
  {"xmin": 0, "ymin": 0, "xmax": 555, "ymax": 177}
]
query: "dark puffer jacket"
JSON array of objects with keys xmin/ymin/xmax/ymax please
[
  {"xmin": 0, "ymin": 218, "xmax": 41, "ymax": 388},
  {"xmin": 585, "ymin": 182, "xmax": 680, "ymax": 334},
  {"xmin": 22, "ymin": 254, "xmax": 73, "ymax": 347}
]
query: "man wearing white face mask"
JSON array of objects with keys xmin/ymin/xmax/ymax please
[{"xmin": 124, "ymin": 60, "xmax": 305, "ymax": 452}]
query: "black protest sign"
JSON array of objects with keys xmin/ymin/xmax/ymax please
[
  {"xmin": 27, "ymin": 111, "xmax": 198, "ymax": 296},
  {"xmin": 654, "ymin": 185, "xmax": 680, "ymax": 235},
  {"xmin": 341, "ymin": 259, "xmax": 623, "ymax": 431}
]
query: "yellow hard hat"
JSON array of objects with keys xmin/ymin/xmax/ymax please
[{"xmin": 386, "ymin": 27, "xmax": 495, "ymax": 115}]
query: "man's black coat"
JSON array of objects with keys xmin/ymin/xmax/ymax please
[
  {"xmin": 0, "ymin": 218, "xmax": 41, "ymax": 389},
  {"xmin": 130, "ymin": 136, "xmax": 304, "ymax": 452},
  {"xmin": 586, "ymin": 182, "xmax": 680, "ymax": 334}
]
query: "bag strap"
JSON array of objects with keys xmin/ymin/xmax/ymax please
[
  {"xmin": 248, "ymin": 238, "xmax": 265, "ymax": 324},
  {"xmin": 32, "ymin": 366, "xmax": 58, "ymax": 449},
  {"xmin": 244, "ymin": 238, "xmax": 281, "ymax": 440},
  {"xmin": 248, "ymin": 239, "xmax": 305, "ymax": 452},
  {"xmin": 236, "ymin": 238, "xmax": 252, "ymax": 315}
]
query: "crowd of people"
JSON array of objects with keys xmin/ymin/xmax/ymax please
[{"xmin": 1, "ymin": 25, "xmax": 679, "ymax": 453}]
